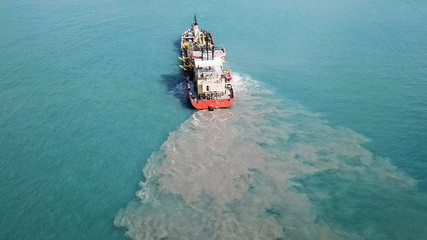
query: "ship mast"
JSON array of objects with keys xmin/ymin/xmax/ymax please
[
  {"xmin": 192, "ymin": 15, "xmax": 200, "ymax": 44},
  {"xmin": 193, "ymin": 14, "xmax": 198, "ymax": 26}
]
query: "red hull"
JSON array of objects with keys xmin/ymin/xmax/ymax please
[
  {"xmin": 190, "ymin": 98, "xmax": 234, "ymax": 110},
  {"xmin": 186, "ymin": 82, "xmax": 234, "ymax": 110}
]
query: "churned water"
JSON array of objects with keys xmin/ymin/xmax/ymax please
[{"xmin": 1, "ymin": 0, "xmax": 426, "ymax": 239}]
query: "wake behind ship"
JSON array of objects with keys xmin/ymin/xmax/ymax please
[{"xmin": 179, "ymin": 16, "xmax": 234, "ymax": 110}]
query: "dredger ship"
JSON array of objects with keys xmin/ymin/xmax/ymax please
[{"xmin": 179, "ymin": 16, "xmax": 234, "ymax": 110}]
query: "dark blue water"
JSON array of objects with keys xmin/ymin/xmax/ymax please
[{"xmin": 1, "ymin": 0, "xmax": 426, "ymax": 239}]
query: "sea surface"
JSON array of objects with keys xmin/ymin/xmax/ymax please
[{"xmin": 1, "ymin": 0, "xmax": 426, "ymax": 239}]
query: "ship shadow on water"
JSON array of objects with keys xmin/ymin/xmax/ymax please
[
  {"xmin": 160, "ymin": 72, "xmax": 193, "ymax": 109},
  {"xmin": 160, "ymin": 39, "xmax": 193, "ymax": 109}
]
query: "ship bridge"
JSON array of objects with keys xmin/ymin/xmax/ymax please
[{"xmin": 194, "ymin": 58, "xmax": 227, "ymax": 97}]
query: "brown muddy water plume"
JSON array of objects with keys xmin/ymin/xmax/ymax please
[{"xmin": 115, "ymin": 73, "xmax": 415, "ymax": 240}]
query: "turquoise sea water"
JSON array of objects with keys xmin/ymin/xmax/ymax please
[{"xmin": 1, "ymin": 0, "xmax": 426, "ymax": 239}]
